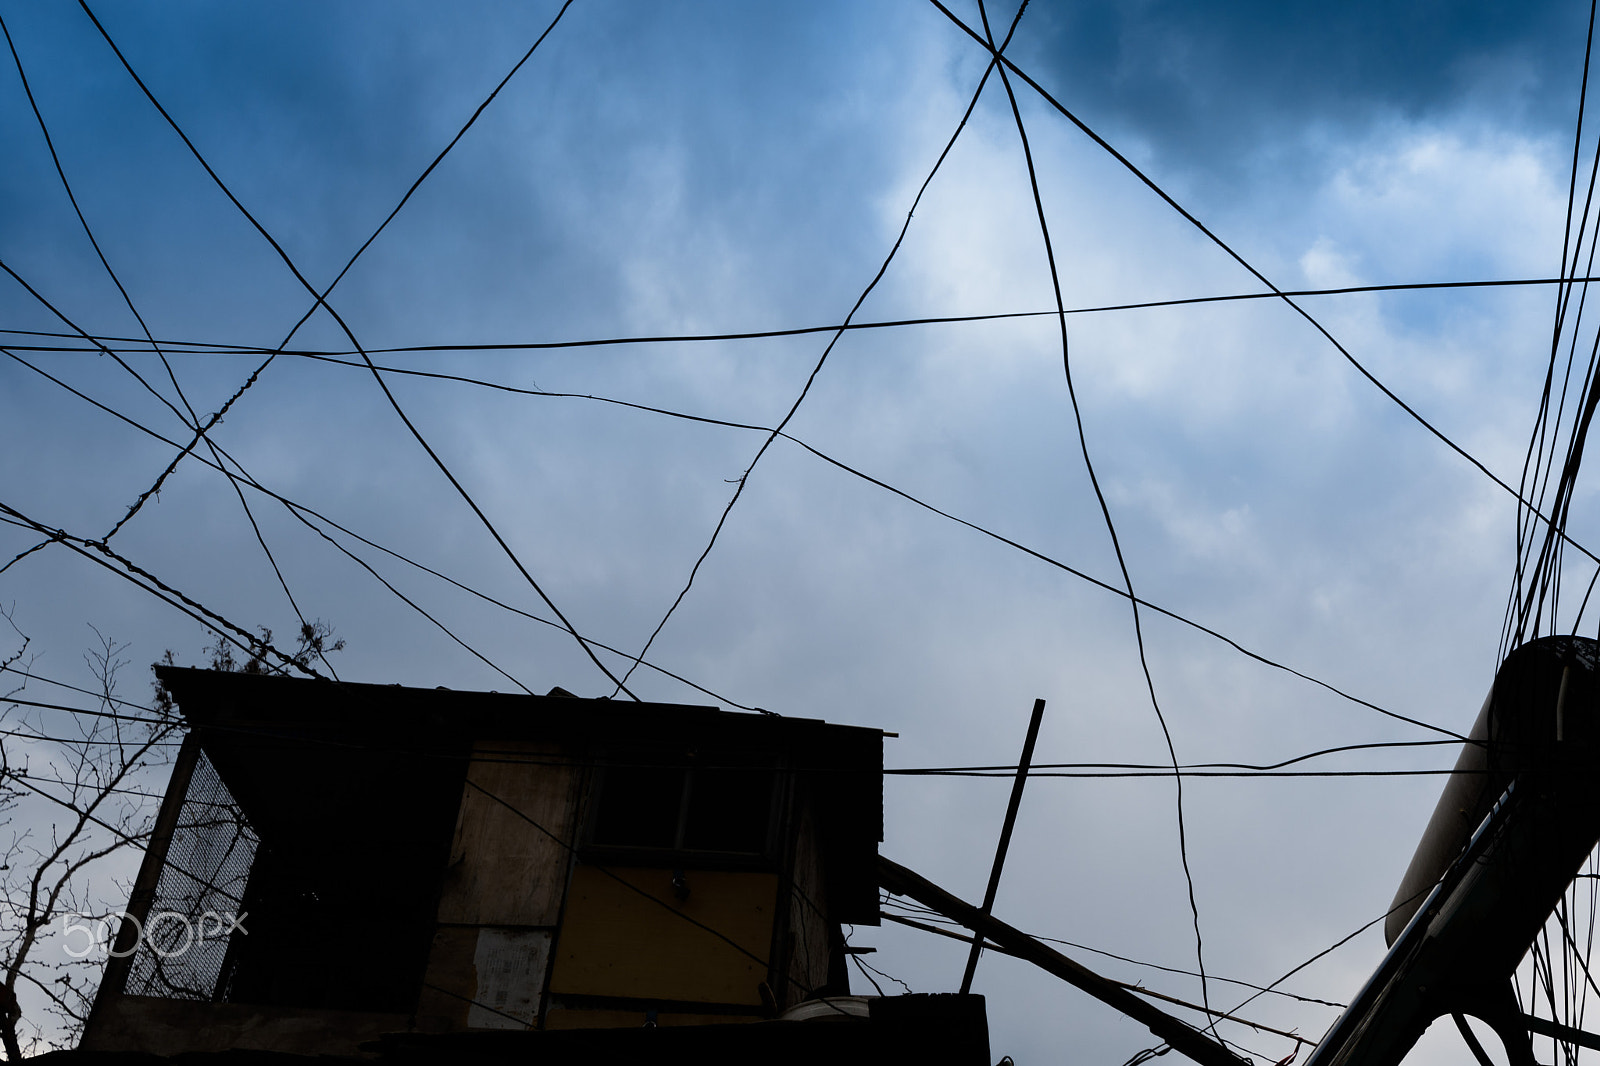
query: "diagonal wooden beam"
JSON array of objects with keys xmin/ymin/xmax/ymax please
[{"xmin": 879, "ymin": 855, "xmax": 1250, "ymax": 1066}]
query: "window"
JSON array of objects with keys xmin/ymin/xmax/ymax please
[{"xmin": 584, "ymin": 751, "xmax": 780, "ymax": 864}]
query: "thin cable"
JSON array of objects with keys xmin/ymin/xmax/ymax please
[
  {"xmin": 270, "ymin": 0, "xmax": 578, "ymax": 349},
  {"xmin": 1220, "ymin": 884, "xmax": 1435, "ymax": 1021},
  {"xmin": 885, "ymin": 739, "xmax": 1469, "ymax": 776},
  {"xmin": 0, "ymin": 335, "xmax": 1464, "ymax": 734},
  {"xmin": 0, "ymin": 345, "xmax": 729, "ymax": 705},
  {"xmin": 928, "ymin": 0, "xmax": 1600, "ymax": 573},
  {"xmin": 15, "ymin": 274, "xmax": 1600, "ymax": 359},
  {"xmin": 0, "ymin": 499, "xmax": 315, "ymax": 677},
  {"xmin": 202, "ymin": 444, "xmax": 532, "ymax": 694},
  {"xmin": 879, "ymin": 905, "xmax": 1301, "ymax": 1055},
  {"xmin": 977, "ymin": 0, "xmax": 1211, "ymax": 1025},
  {"xmin": 889, "ymin": 768, "xmax": 1475, "ymax": 779},
  {"xmin": 611, "ymin": 4, "xmax": 1030, "ymax": 695},
  {"xmin": 849, "ymin": 953, "xmax": 887, "ymax": 996},
  {"xmin": 300, "ymin": 353, "xmax": 1467, "ymax": 736},
  {"xmin": 0, "ymin": 344, "xmax": 535, "ymax": 694},
  {"xmin": 76, "ymin": 1, "xmax": 626, "ymax": 692},
  {"xmin": 0, "ymin": 11, "xmax": 197, "ymax": 429},
  {"xmin": 0, "ymin": 19, "xmax": 332, "ymax": 674},
  {"xmin": 1514, "ymin": 0, "xmax": 1598, "ymax": 633},
  {"xmin": 876, "ymin": 906, "xmax": 1344, "ymax": 1008}
]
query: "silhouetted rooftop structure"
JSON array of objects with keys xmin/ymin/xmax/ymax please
[{"xmin": 71, "ymin": 668, "xmax": 989, "ymax": 1065}]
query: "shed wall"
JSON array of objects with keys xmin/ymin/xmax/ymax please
[{"xmin": 416, "ymin": 741, "xmax": 581, "ymax": 1030}]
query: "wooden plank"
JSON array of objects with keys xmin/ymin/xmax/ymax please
[
  {"xmin": 414, "ymin": 926, "xmax": 476, "ymax": 1031},
  {"xmin": 436, "ymin": 741, "xmax": 578, "ymax": 926},
  {"xmin": 785, "ymin": 806, "xmax": 832, "ymax": 1006}
]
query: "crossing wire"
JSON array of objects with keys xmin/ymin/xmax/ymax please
[
  {"xmin": 0, "ymin": 321, "xmax": 1471, "ymax": 738},
  {"xmin": 76, "ymin": 0, "xmax": 635, "ymax": 696},
  {"xmin": 608, "ymin": 1, "xmax": 1034, "ymax": 696},
  {"xmin": 973, "ymin": 0, "xmax": 1214, "ymax": 1027},
  {"xmin": 0, "ymin": 340, "xmax": 742, "ymax": 706},
  {"xmin": 928, "ymin": 0, "xmax": 1600, "ymax": 575},
  {"xmin": 0, "ymin": 11, "xmax": 336, "ymax": 678},
  {"xmin": 14, "ymin": 6, "xmax": 1597, "ymax": 1039}
]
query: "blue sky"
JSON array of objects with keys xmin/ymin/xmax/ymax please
[{"xmin": 2, "ymin": 1, "xmax": 1597, "ymax": 1062}]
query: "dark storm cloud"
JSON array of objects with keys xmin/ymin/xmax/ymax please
[{"xmin": 1017, "ymin": 0, "xmax": 1586, "ymax": 183}]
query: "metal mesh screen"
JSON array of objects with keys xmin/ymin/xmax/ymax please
[{"xmin": 124, "ymin": 749, "xmax": 258, "ymax": 1000}]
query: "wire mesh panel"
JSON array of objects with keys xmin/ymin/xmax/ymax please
[{"xmin": 124, "ymin": 750, "xmax": 258, "ymax": 1000}]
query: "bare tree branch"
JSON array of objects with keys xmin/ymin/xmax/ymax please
[{"xmin": 0, "ymin": 615, "xmax": 176, "ymax": 1059}]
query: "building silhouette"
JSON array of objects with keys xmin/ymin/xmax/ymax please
[{"xmin": 77, "ymin": 667, "xmax": 990, "ymax": 1064}]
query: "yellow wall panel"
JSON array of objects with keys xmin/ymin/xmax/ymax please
[{"xmin": 549, "ymin": 865, "xmax": 776, "ymax": 1005}]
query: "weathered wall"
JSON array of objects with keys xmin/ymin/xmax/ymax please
[
  {"xmin": 784, "ymin": 803, "xmax": 836, "ymax": 1008},
  {"xmin": 415, "ymin": 740, "xmax": 580, "ymax": 1030}
]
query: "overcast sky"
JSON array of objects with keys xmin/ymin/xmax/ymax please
[{"xmin": 2, "ymin": 2, "xmax": 1597, "ymax": 1062}]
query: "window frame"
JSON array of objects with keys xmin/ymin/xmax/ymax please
[{"xmin": 577, "ymin": 748, "xmax": 788, "ymax": 871}]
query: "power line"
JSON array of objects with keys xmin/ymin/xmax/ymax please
[
  {"xmin": 887, "ymin": 739, "xmax": 1470, "ymax": 776},
  {"xmin": 0, "ymin": 767, "xmax": 164, "ymax": 802},
  {"xmin": 0, "ymin": 341, "xmax": 532, "ymax": 692},
  {"xmin": 888, "ymin": 768, "xmax": 1477, "ymax": 779},
  {"xmin": 200, "ymin": 444, "xmax": 532, "ymax": 695},
  {"xmin": 266, "ymin": 0, "xmax": 578, "ymax": 352},
  {"xmin": 0, "ymin": 694, "xmax": 172, "ymax": 728},
  {"xmin": 0, "ymin": 670, "xmax": 160, "ymax": 717},
  {"xmin": 1, "ymin": 330, "xmax": 1468, "ymax": 738},
  {"xmin": 0, "ymin": 722, "xmax": 177, "ymax": 751},
  {"xmin": 1511, "ymin": 0, "xmax": 1600, "ymax": 659},
  {"xmin": 76, "ymin": 0, "xmax": 632, "ymax": 695},
  {"xmin": 976, "ymin": 0, "xmax": 1213, "ymax": 1023},
  {"xmin": 1220, "ymin": 885, "xmax": 1436, "ymax": 1022},
  {"xmin": 927, "ymin": 0, "xmax": 1600, "ymax": 576},
  {"xmin": 0, "ymin": 342, "xmax": 749, "ymax": 707},
  {"xmin": 0, "ymin": 11, "xmax": 196, "ymax": 431},
  {"xmin": 13, "ymin": 274, "xmax": 1600, "ymax": 359},
  {"xmin": 0, "ymin": 11, "xmax": 335, "ymax": 679},
  {"xmin": 881, "ymin": 907, "xmax": 1310, "ymax": 1053},
  {"xmin": 208, "ymin": 354, "xmax": 1463, "ymax": 740},
  {"xmin": 610, "ymin": 4, "xmax": 1031, "ymax": 696},
  {"xmin": 877, "ymin": 903, "xmax": 1344, "ymax": 1009},
  {"xmin": 0, "ymin": 500, "xmax": 315, "ymax": 678},
  {"xmin": 0, "ymin": 705, "xmax": 1483, "ymax": 777}
]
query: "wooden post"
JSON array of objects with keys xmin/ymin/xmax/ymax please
[{"xmin": 959, "ymin": 697, "xmax": 1045, "ymax": 994}]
